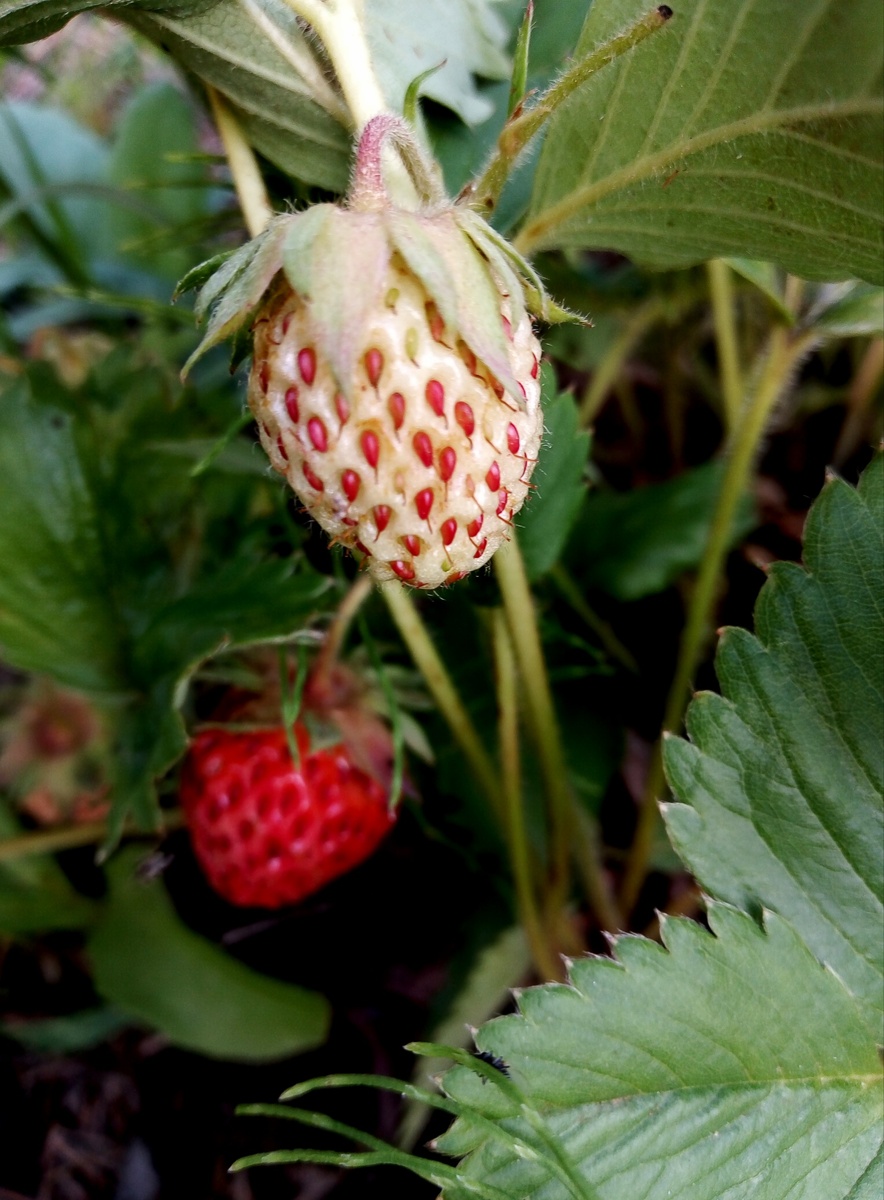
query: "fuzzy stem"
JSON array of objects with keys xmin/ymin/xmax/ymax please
[
  {"xmin": 207, "ymin": 87, "xmax": 272, "ymax": 237},
  {"xmin": 619, "ymin": 324, "xmax": 818, "ymax": 914},
  {"xmin": 381, "ymin": 583, "xmax": 502, "ymax": 818},
  {"xmin": 0, "ymin": 811, "xmax": 185, "ymax": 863},
  {"xmin": 494, "ymin": 540, "xmax": 571, "ymax": 900},
  {"xmin": 314, "ymin": 575, "xmax": 374, "ymax": 678},
  {"xmin": 580, "ymin": 297, "xmax": 664, "ymax": 426},
  {"xmin": 495, "ymin": 538, "xmax": 619, "ymax": 932},
  {"xmin": 492, "ymin": 610, "xmax": 564, "ymax": 980},
  {"xmin": 707, "ymin": 259, "xmax": 743, "ymax": 432},
  {"xmin": 471, "ymin": 6, "xmax": 673, "ymax": 213}
]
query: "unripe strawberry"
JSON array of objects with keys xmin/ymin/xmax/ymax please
[
  {"xmin": 248, "ymin": 262, "xmax": 541, "ymax": 587},
  {"xmin": 182, "ymin": 116, "xmax": 574, "ymax": 587}
]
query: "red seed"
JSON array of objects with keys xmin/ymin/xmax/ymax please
[
  {"xmin": 458, "ymin": 341, "xmax": 478, "ymax": 375},
  {"xmin": 531, "ymin": 355, "xmax": 539, "ymax": 380},
  {"xmin": 413, "ymin": 432, "xmax": 433, "ymax": 468},
  {"xmin": 342, "ymin": 516, "xmax": 358, "ymax": 527},
  {"xmin": 497, "ymin": 488, "xmax": 509, "ymax": 516},
  {"xmin": 303, "ymin": 463, "xmax": 324, "ymax": 492},
  {"xmin": 426, "ymin": 301, "xmax": 445, "ymax": 342},
  {"xmin": 389, "ymin": 392, "xmax": 406, "ymax": 430},
  {"xmin": 285, "ymin": 387, "xmax": 299, "ymax": 422},
  {"xmin": 276, "ymin": 435, "xmax": 288, "ymax": 462},
  {"xmin": 374, "ymin": 504, "xmax": 391, "ymax": 533},
  {"xmin": 308, "ymin": 417, "xmax": 328, "ymax": 452},
  {"xmin": 298, "ymin": 347, "xmax": 316, "ymax": 384},
  {"xmin": 390, "ymin": 560, "xmax": 415, "ymax": 582},
  {"xmin": 501, "ymin": 314, "xmax": 512, "ymax": 341},
  {"xmin": 506, "ymin": 423, "xmax": 520, "ymax": 453},
  {"xmin": 455, "ymin": 401, "xmax": 474, "ymax": 438},
  {"xmin": 441, "ymin": 518, "xmax": 457, "ymax": 546},
  {"xmin": 360, "ymin": 430, "xmax": 380, "ymax": 469},
  {"xmin": 486, "ymin": 461, "xmax": 501, "ymax": 490},
  {"xmin": 282, "ymin": 313, "xmax": 292, "ymax": 335},
  {"xmin": 402, "ymin": 534, "xmax": 421, "ymax": 556},
  {"xmin": 491, "ymin": 379, "xmax": 504, "ymax": 400},
  {"xmin": 365, "ymin": 348, "xmax": 384, "ymax": 386},
  {"xmin": 415, "ymin": 489, "xmax": 434, "ymax": 520},
  {"xmin": 438, "ymin": 446, "xmax": 457, "ymax": 482},
  {"xmin": 473, "ymin": 538, "xmax": 488, "ymax": 559},
  {"xmin": 258, "ymin": 362, "xmax": 269, "ymax": 393},
  {"xmin": 355, "ymin": 539, "xmax": 370, "ymax": 555},
  {"xmin": 517, "ymin": 381, "xmax": 527, "ymax": 402},
  {"xmin": 446, "ymin": 570, "xmax": 466, "ymax": 584},
  {"xmin": 467, "ymin": 515, "xmax": 484, "ymax": 539},
  {"xmin": 335, "ymin": 393, "xmax": 349, "ymax": 424},
  {"xmin": 426, "ymin": 379, "xmax": 445, "ymax": 418},
  {"xmin": 342, "ymin": 470, "xmax": 360, "ymax": 502}
]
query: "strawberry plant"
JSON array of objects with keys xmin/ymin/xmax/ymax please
[{"xmin": 0, "ymin": 1, "xmax": 881, "ymax": 1197}]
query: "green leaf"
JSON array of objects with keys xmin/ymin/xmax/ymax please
[
  {"xmin": 106, "ymin": 83, "xmax": 212, "ymax": 281},
  {"xmin": 126, "ymin": 0, "xmax": 352, "ymax": 191},
  {"xmin": 365, "ymin": 0, "xmax": 511, "ymax": 126},
  {"xmin": 518, "ymin": 383, "xmax": 590, "ymax": 581},
  {"xmin": 664, "ymin": 456, "xmax": 884, "ymax": 1043},
  {"xmin": 0, "ymin": 375, "xmax": 128, "ymax": 694},
  {"xmin": 0, "ymin": 0, "xmax": 214, "ymax": 46},
  {"xmin": 808, "ymin": 282, "xmax": 884, "ymax": 339},
  {"xmin": 2, "ymin": 1006, "xmax": 131, "ymax": 1053},
  {"xmin": 525, "ymin": 0, "xmax": 884, "ymax": 284},
  {"xmin": 89, "ymin": 847, "xmax": 330, "ymax": 1061},
  {"xmin": 436, "ymin": 904, "xmax": 883, "ymax": 1200},
  {"xmin": 571, "ymin": 461, "xmax": 755, "ymax": 601}
]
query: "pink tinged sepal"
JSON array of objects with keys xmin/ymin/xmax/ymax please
[{"xmin": 284, "ymin": 206, "xmax": 391, "ymax": 403}]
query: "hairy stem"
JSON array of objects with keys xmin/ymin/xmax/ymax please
[
  {"xmin": 207, "ymin": 87, "xmax": 272, "ymax": 237},
  {"xmin": 495, "ymin": 539, "xmax": 619, "ymax": 933},
  {"xmin": 472, "ymin": 6, "xmax": 673, "ymax": 214},
  {"xmin": 707, "ymin": 259, "xmax": 743, "ymax": 432},
  {"xmin": 381, "ymin": 582, "xmax": 501, "ymax": 818},
  {"xmin": 619, "ymin": 323, "xmax": 818, "ymax": 914},
  {"xmin": 492, "ymin": 610, "xmax": 564, "ymax": 980}
]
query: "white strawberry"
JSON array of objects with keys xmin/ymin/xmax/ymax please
[{"xmin": 183, "ymin": 116, "xmax": 571, "ymax": 587}]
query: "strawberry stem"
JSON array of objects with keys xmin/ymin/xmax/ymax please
[
  {"xmin": 472, "ymin": 6, "xmax": 674, "ymax": 217},
  {"xmin": 381, "ymin": 583, "xmax": 502, "ymax": 820},
  {"xmin": 619, "ymin": 311, "xmax": 820, "ymax": 915},
  {"xmin": 495, "ymin": 537, "xmax": 620, "ymax": 934},
  {"xmin": 206, "ymin": 87, "xmax": 272, "ymax": 237},
  {"xmin": 492, "ymin": 609, "xmax": 564, "ymax": 981},
  {"xmin": 279, "ymin": 644, "xmax": 308, "ymax": 765},
  {"xmin": 0, "ymin": 810, "xmax": 185, "ymax": 863}
]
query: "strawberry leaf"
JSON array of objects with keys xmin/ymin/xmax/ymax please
[
  {"xmin": 89, "ymin": 847, "xmax": 330, "ymax": 1061},
  {"xmin": 524, "ymin": 0, "xmax": 884, "ymax": 284},
  {"xmin": 664, "ymin": 455, "xmax": 884, "ymax": 1042},
  {"xmin": 435, "ymin": 903, "xmax": 883, "ymax": 1200}
]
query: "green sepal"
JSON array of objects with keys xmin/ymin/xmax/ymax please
[
  {"xmin": 174, "ymin": 248, "xmax": 237, "ymax": 301},
  {"xmin": 288, "ymin": 207, "xmax": 391, "ymax": 402},
  {"xmin": 280, "ymin": 203, "xmax": 338, "ymax": 297},
  {"xmin": 385, "ymin": 208, "xmax": 461, "ymax": 330},
  {"xmin": 182, "ymin": 217, "xmax": 287, "ymax": 377},
  {"xmin": 418, "ymin": 215, "xmax": 522, "ymax": 402}
]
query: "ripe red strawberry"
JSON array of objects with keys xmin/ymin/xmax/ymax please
[
  {"xmin": 180, "ymin": 723, "xmax": 395, "ymax": 908},
  {"xmin": 182, "ymin": 115, "xmax": 575, "ymax": 588}
]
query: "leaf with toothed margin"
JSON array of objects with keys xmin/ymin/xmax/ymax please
[
  {"xmin": 295, "ymin": 208, "xmax": 391, "ymax": 403},
  {"xmin": 664, "ymin": 454, "xmax": 884, "ymax": 1045},
  {"xmin": 432, "ymin": 902, "xmax": 882, "ymax": 1200}
]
